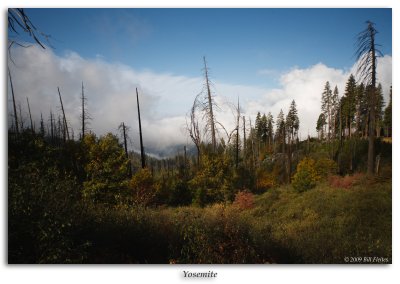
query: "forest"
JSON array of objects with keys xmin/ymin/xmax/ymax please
[{"xmin": 8, "ymin": 10, "xmax": 392, "ymax": 264}]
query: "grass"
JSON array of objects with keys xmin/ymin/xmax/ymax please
[
  {"xmin": 9, "ymin": 159, "xmax": 391, "ymax": 263},
  {"xmin": 73, "ymin": 178, "xmax": 391, "ymax": 264}
]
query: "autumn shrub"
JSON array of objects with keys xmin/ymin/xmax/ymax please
[
  {"xmin": 291, "ymin": 157, "xmax": 320, "ymax": 192},
  {"xmin": 315, "ymin": 157, "xmax": 338, "ymax": 178},
  {"xmin": 128, "ymin": 168, "xmax": 156, "ymax": 207},
  {"xmin": 233, "ymin": 191, "xmax": 255, "ymax": 210},
  {"xmin": 255, "ymin": 169, "xmax": 276, "ymax": 192},
  {"xmin": 169, "ymin": 204, "xmax": 260, "ymax": 263},
  {"xmin": 328, "ymin": 173, "xmax": 364, "ymax": 189},
  {"xmin": 188, "ymin": 154, "xmax": 231, "ymax": 205}
]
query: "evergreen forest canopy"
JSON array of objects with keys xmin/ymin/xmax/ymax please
[{"xmin": 8, "ymin": 10, "xmax": 392, "ymax": 264}]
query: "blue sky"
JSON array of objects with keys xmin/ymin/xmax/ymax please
[
  {"xmin": 22, "ymin": 8, "xmax": 392, "ymax": 88},
  {"xmin": 8, "ymin": 8, "xmax": 392, "ymax": 154}
]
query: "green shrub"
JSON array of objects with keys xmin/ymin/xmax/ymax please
[
  {"xmin": 315, "ymin": 157, "xmax": 338, "ymax": 177},
  {"xmin": 292, "ymin": 157, "xmax": 319, "ymax": 192}
]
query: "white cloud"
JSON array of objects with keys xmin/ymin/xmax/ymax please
[{"xmin": 8, "ymin": 46, "xmax": 391, "ymax": 156}]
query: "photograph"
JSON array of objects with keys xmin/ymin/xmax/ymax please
[{"xmin": 7, "ymin": 7, "xmax": 392, "ymax": 265}]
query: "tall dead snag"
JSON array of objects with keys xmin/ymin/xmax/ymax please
[
  {"xmin": 249, "ymin": 117, "xmax": 257, "ymax": 169},
  {"xmin": 49, "ymin": 110, "xmax": 54, "ymax": 142},
  {"xmin": 26, "ymin": 97, "xmax": 34, "ymax": 134},
  {"xmin": 80, "ymin": 82, "xmax": 90, "ymax": 141},
  {"xmin": 236, "ymin": 98, "xmax": 240, "ymax": 169},
  {"xmin": 184, "ymin": 145, "xmax": 187, "ymax": 176},
  {"xmin": 119, "ymin": 122, "xmax": 132, "ymax": 177},
  {"xmin": 136, "ymin": 88, "xmax": 146, "ymax": 169},
  {"xmin": 355, "ymin": 20, "xmax": 381, "ymax": 176},
  {"xmin": 40, "ymin": 113, "xmax": 45, "ymax": 136},
  {"xmin": 81, "ymin": 83, "xmax": 85, "ymax": 140},
  {"xmin": 242, "ymin": 116, "xmax": 246, "ymax": 153},
  {"xmin": 187, "ymin": 93, "xmax": 202, "ymax": 166},
  {"xmin": 8, "ymin": 67, "xmax": 19, "ymax": 135},
  {"xmin": 203, "ymin": 56, "xmax": 217, "ymax": 152},
  {"xmin": 57, "ymin": 87, "xmax": 70, "ymax": 141}
]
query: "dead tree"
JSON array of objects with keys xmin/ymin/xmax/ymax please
[
  {"xmin": 8, "ymin": 67, "xmax": 19, "ymax": 134},
  {"xmin": 243, "ymin": 116, "xmax": 246, "ymax": 153},
  {"xmin": 236, "ymin": 98, "xmax": 240, "ymax": 169},
  {"xmin": 355, "ymin": 20, "xmax": 381, "ymax": 176},
  {"xmin": 136, "ymin": 88, "xmax": 146, "ymax": 169},
  {"xmin": 80, "ymin": 82, "xmax": 91, "ymax": 140},
  {"xmin": 187, "ymin": 93, "xmax": 202, "ymax": 166},
  {"xmin": 49, "ymin": 110, "xmax": 54, "ymax": 142},
  {"xmin": 249, "ymin": 117, "xmax": 256, "ymax": 169},
  {"xmin": 203, "ymin": 56, "xmax": 217, "ymax": 151},
  {"xmin": 57, "ymin": 87, "xmax": 70, "ymax": 141},
  {"xmin": 26, "ymin": 97, "xmax": 34, "ymax": 134},
  {"xmin": 40, "ymin": 113, "xmax": 45, "ymax": 136},
  {"xmin": 18, "ymin": 103, "xmax": 24, "ymax": 130},
  {"xmin": 119, "ymin": 122, "xmax": 132, "ymax": 177}
]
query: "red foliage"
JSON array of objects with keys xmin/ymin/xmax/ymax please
[
  {"xmin": 328, "ymin": 173, "xmax": 364, "ymax": 189},
  {"xmin": 233, "ymin": 191, "xmax": 255, "ymax": 210}
]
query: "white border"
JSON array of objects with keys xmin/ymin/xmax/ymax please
[{"xmin": 1, "ymin": 1, "xmax": 397, "ymax": 284}]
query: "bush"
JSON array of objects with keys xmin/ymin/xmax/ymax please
[
  {"xmin": 315, "ymin": 158, "xmax": 338, "ymax": 177},
  {"xmin": 233, "ymin": 191, "xmax": 255, "ymax": 210},
  {"xmin": 328, "ymin": 173, "xmax": 364, "ymax": 189},
  {"xmin": 291, "ymin": 158, "xmax": 319, "ymax": 192},
  {"xmin": 128, "ymin": 168, "xmax": 156, "ymax": 207}
]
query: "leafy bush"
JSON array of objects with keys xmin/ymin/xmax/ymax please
[
  {"xmin": 82, "ymin": 133, "xmax": 130, "ymax": 204},
  {"xmin": 128, "ymin": 168, "xmax": 156, "ymax": 207},
  {"xmin": 255, "ymin": 169, "xmax": 276, "ymax": 192},
  {"xmin": 233, "ymin": 191, "xmax": 255, "ymax": 210},
  {"xmin": 315, "ymin": 157, "xmax": 338, "ymax": 177},
  {"xmin": 328, "ymin": 173, "xmax": 364, "ymax": 189},
  {"xmin": 291, "ymin": 157, "xmax": 319, "ymax": 192}
]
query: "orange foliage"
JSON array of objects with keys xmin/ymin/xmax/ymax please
[
  {"xmin": 328, "ymin": 173, "xmax": 364, "ymax": 189},
  {"xmin": 233, "ymin": 191, "xmax": 255, "ymax": 210},
  {"xmin": 256, "ymin": 171, "xmax": 276, "ymax": 191}
]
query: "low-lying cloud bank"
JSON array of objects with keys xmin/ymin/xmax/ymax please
[{"xmin": 8, "ymin": 46, "xmax": 391, "ymax": 156}]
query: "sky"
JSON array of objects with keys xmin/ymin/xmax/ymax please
[{"xmin": 7, "ymin": 8, "xmax": 392, "ymax": 156}]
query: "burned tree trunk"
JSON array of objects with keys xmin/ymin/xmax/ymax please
[
  {"xmin": 58, "ymin": 87, "xmax": 70, "ymax": 141},
  {"xmin": 136, "ymin": 88, "xmax": 146, "ymax": 169},
  {"xmin": 236, "ymin": 98, "xmax": 240, "ymax": 169},
  {"xmin": 8, "ymin": 67, "xmax": 19, "ymax": 135},
  {"xmin": 26, "ymin": 97, "xmax": 34, "ymax": 134},
  {"xmin": 203, "ymin": 56, "xmax": 217, "ymax": 152},
  {"xmin": 120, "ymin": 122, "xmax": 132, "ymax": 177},
  {"xmin": 243, "ymin": 116, "xmax": 246, "ymax": 153}
]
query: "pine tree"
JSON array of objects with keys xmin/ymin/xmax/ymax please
[
  {"xmin": 316, "ymin": 113, "xmax": 326, "ymax": 140},
  {"xmin": 343, "ymin": 74, "xmax": 357, "ymax": 138},
  {"xmin": 286, "ymin": 100, "xmax": 299, "ymax": 144},
  {"xmin": 383, "ymin": 86, "xmax": 392, "ymax": 137},
  {"xmin": 260, "ymin": 113, "xmax": 268, "ymax": 143},
  {"xmin": 266, "ymin": 112, "xmax": 274, "ymax": 147},
  {"xmin": 275, "ymin": 109, "xmax": 286, "ymax": 152},
  {"xmin": 285, "ymin": 100, "xmax": 299, "ymax": 180},
  {"xmin": 375, "ymin": 84, "xmax": 385, "ymax": 137},
  {"xmin": 355, "ymin": 83, "xmax": 366, "ymax": 137},
  {"xmin": 255, "ymin": 112, "xmax": 262, "ymax": 140},
  {"xmin": 321, "ymin": 81, "xmax": 333, "ymax": 140},
  {"xmin": 331, "ymin": 86, "xmax": 339, "ymax": 139}
]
